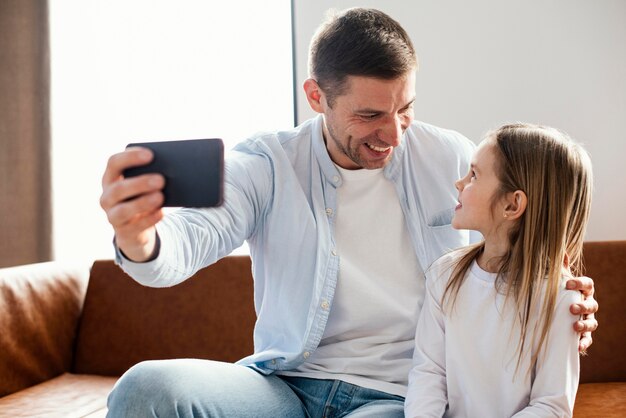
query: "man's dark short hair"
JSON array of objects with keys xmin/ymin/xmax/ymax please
[{"xmin": 309, "ymin": 8, "xmax": 418, "ymax": 107}]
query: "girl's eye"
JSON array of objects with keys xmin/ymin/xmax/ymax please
[{"xmin": 471, "ymin": 170, "xmax": 477, "ymax": 179}]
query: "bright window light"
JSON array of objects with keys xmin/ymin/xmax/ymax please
[{"xmin": 50, "ymin": 1, "xmax": 294, "ymax": 262}]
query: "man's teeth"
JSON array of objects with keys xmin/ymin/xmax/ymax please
[{"xmin": 367, "ymin": 144, "xmax": 389, "ymax": 152}]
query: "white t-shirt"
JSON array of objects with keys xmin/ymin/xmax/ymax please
[
  {"xmin": 406, "ymin": 252, "xmax": 580, "ymax": 417},
  {"xmin": 281, "ymin": 165, "xmax": 424, "ymax": 396}
]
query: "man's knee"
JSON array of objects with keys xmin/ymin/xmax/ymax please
[
  {"xmin": 106, "ymin": 359, "xmax": 307, "ymax": 418},
  {"xmin": 107, "ymin": 360, "xmax": 198, "ymax": 416}
]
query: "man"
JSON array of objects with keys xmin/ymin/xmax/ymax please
[{"xmin": 100, "ymin": 8, "xmax": 598, "ymax": 417}]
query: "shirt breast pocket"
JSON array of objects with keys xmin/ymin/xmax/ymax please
[{"xmin": 424, "ymin": 223, "xmax": 469, "ymax": 267}]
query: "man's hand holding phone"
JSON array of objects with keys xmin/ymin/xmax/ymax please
[
  {"xmin": 99, "ymin": 138, "xmax": 224, "ymax": 262},
  {"xmin": 100, "ymin": 147, "xmax": 165, "ymax": 262}
]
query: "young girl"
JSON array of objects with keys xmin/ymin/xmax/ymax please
[{"xmin": 404, "ymin": 123, "xmax": 592, "ymax": 417}]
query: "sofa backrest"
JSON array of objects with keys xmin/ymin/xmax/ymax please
[
  {"xmin": 579, "ymin": 240, "xmax": 626, "ymax": 383},
  {"xmin": 72, "ymin": 256, "xmax": 256, "ymax": 376},
  {"xmin": 72, "ymin": 242, "xmax": 626, "ymax": 383}
]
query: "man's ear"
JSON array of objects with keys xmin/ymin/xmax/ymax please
[
  {"xmin": 303, "ymin": 78, "xmax": 324, "ymax": 113},
  {"xmin": 503, "ymin": 190, "xmax": 527, "ymax": 220}
]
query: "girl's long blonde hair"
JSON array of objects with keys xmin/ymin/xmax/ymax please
[{"xmin": 443, "ymin": 123, "xmax": 593, "ymax": 372}]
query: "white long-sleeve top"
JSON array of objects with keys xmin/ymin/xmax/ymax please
[{"xmin": 405, "ymin": 252, "xmax": 580, "ymax": 418}]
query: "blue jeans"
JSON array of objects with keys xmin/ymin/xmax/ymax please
[{"xmin": 106, "ymin": 359, "xmax": 405, "ymax": 417}]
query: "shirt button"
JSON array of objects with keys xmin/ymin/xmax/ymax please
[
  {"xmin": 331, "ymin": 249, "xmax": 337, "ymax": 256},
  {"xmin": 271, "ymin": 359, "xmax": 276, "ymax": 365},
  {"xmin": 332, "ymin": 175, "xmax": 340, "ymax": 183},
  {"xmin": 321, "ymin": 300, "xmax": 330, "ymax": 310},
  {"xmin": 303, "ymin": 351, "xmax": 311, "ymax": 359},
  {"xmin": 325, "ymin": 208, "xmax": 333, "ymax": 216}
]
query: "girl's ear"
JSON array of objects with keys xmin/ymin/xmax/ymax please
[
  {"xmin": 503, "ymin": 190, "xmax": 527, "ymax": 220},
  {"xmin": 303, "ymin": 78, "xmax": 324, "ymax": 113}
]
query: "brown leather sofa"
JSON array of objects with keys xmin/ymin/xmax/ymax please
[{"xmin": 0, "ymin": 242, "xmax": 624, "ymax": 417}]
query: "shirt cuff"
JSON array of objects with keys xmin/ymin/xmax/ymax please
[{"xmin": 113, "ymin": 232, "xmax": 161, "ymax": 265}]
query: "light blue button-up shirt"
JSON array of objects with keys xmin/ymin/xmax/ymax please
[{"xmin": 117, "ymin": 115, "xmax": 475, "ymax": 374}]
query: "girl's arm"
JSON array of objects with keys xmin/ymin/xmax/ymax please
[
  {"xmin": 512, "ymin": 289, "xmax": 581, "ymax": 417},
  {"xmin": 404, "ymin": 276, "xmax": 448, "ymax": 418}
]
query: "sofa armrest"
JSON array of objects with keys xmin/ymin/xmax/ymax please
[{"xmin": 0, "ymin": 261, "xmax": 89, "ymax": 397}]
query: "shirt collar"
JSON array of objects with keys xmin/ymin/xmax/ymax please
[{"xmin": 312, "ymin": 115, "xmax": 343, "ymax": 187}]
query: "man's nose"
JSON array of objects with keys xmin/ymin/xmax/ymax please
[{"xmin": 378, "ymin": 114, "xmax": 404, "ymax": 147}]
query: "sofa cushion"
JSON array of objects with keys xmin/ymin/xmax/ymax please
[
  {"xmin": 574, "ymin": 382, "xmax": 626, "ymax": 417},
  {"xmin": 0, "ymin": 372, "xmax": 116, "ymax": 417},
  {"xmin": 73, "ymin": 257, "xmax": 256, "ymax": 376},
  {"xmin": 0, "ymin": 262, "xmax": 89, "ymax": 397}
]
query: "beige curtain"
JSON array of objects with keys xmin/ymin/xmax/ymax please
[{"xmin": 0, "ymin": 1, "xmax": 52, "ymax": 268}]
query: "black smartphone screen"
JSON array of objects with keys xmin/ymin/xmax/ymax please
[{"xmin": 123, "ymin": 138, "xmax": 224, "ymax": 207}]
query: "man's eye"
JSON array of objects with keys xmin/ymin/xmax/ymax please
[{"xmin": 359, "ymin": 114, "xmax": 378, "ymax": 120}]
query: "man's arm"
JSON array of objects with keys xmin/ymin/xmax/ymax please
[
  {"xmin": 566, "ymin": 276, "xmax": 599, "ymax": 353},
  {"xmin": 101, "ymin": 146, "xmax": 274, "ymax": 286}
]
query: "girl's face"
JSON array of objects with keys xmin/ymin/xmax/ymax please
[{"xmin": 452, "ymin": 140, "xmax": 507, "ymax": 238}]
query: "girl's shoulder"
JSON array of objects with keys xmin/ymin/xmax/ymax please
[
  {"xmin": 425, "ymin": 249, "xmax": 466, "ymax": 287},
  {"xmin": 429, "ymin": 250, "xmax": 458, "ymax": 272},
  {"xmin": 437, "ymin": 247, "xmax": 472, "ymax": 267},
  {"xmin": 532, "ymin": 276, "xmax": 583, "ymax": 320}
]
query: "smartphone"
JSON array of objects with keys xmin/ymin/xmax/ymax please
[{"xmin": 123, "ymin": 138, "xmax": 224, "ymax": 207}]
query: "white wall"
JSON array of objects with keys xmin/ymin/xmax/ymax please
[
  {"xmin": 293, "ymin": 0, "xmax": 626, "ymax": 241},
  {"xmin": 50, "ymin": 1, "xmax": 293, "ymax": 262}
]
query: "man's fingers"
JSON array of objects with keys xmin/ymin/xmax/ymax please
[
  {"xmin": 105, "ymin": 191, "xmax": 164, "ymax": 228},
  {"xmin": 579, "ymin": 332, "xmax": 592, "ymax": 354},
  {"xmin": 100, "ymin": 174, "xmax": 165, "ymax": 212},
  {"xmin": 574, "ymin": 314, "xmax": 598, "ymax": 333},
  {"xmin": 100, "ymin": 146, "xmax": 164, "ymax": 216},
  {"xmin": 101, "ymin": 147, "xmax": 153, "ymax": 187},
  {"xmin": 570, "ymin": 298, "xmax": 599, "ymax": 316},
  {"xmin": 566, "ymin": 276, "xmax": 595, "ymax": 297}
]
